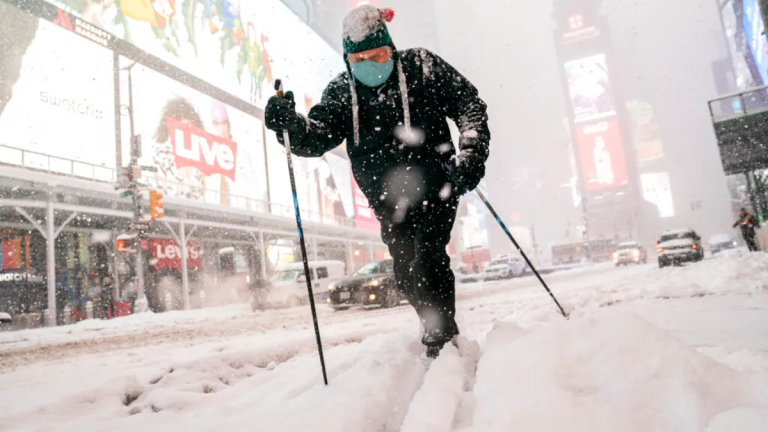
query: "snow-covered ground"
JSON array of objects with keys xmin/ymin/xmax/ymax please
[{"xmin": 1, "ymin": 251, "xmax": 767, "ymax": 432}]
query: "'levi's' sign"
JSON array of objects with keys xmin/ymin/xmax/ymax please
[{"xmin": 167, "ymin": 117, "xmax": 238, "ymax": 181}]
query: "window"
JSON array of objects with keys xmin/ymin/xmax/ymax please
[
  {"xmin": 316, "ymin": 267, "xmax": 328, "ymax": 279},
  {"xmin": 379, "ymin": 261, "xmax": 394, "ymax": 273}
]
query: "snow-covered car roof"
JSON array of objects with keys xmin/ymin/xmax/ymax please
[
  {"xmin": 484, "ymin": 264, "xmax": 512, "ymax": 271},
  {"xmin": 658, "ymin": 238, "xmax": 696, "ymax": 248},
  {"xmin": 0, "ymin": 312, "xmax": 11, "ymax": 321},
  {"xmin": 709, "ymin": 234, "xmax": 733, "ymax": 244},
  {"xmin": 618, "ymin": 241, "xmax": 639, "ymax": 247},
  {"xmin": 663, "ymin": 228, "xmax": 696, "ymax": 235}
]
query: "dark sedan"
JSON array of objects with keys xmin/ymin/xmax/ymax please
[{"xmin": 327, "ymin": 260, "xmax": 404, "ymax": 310}]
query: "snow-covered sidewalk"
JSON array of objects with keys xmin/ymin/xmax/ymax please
[{"xmin": 1, "ymin": 252, "xmax": 767, "ymax": 432}]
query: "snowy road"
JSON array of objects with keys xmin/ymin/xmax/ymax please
[{"xmin": 1, "ymin": 252, "xmax": 767, "ymax": 432}]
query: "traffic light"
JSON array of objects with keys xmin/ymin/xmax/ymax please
[
  {"xmin": 116, "ymin": 237, "xmax": 136, "ymax": 253},
  {"xmin": 149, "ymin": 190, "xmax": 165, "ymax": 220}
]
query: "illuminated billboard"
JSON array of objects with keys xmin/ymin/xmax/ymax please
[
  {"xmin": 575, "ymin": 119, "xmax": 629, "ymax": 191},
  {"xmin": 46, "ymin": 0, "xmax": 343, "ymax": 109},
  {"xmin": 0, "ymin": 10, "xmax": 115, "ymax": 173},
  {"xmin": 564, "ymin": 54, "xmax": 616, "ymax": 123},
  {"xmin": 125, "ymin": 62, "xmax": 269, "ymax": 209},
  {"xmin": 352, "ymin": 175, "xmax": 379, "ymax": 231},
  {"xmin": 641, "ymin": 172, "xmax": 674, "ymax": 218},
  {"xmin": 743, "ymin": 0, "xmax": 768, "ymax": 84}
]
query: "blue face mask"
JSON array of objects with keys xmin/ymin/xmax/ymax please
[{"xmin": 350, "ymin": 59, "xmax": 394, "ymax": 88}]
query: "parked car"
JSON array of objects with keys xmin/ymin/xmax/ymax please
[
  {"xmin": 265, "ymin": 260, "xmax": 345, "ymax": 308},
  {"xmin": 454, "ymin": 264, "xmax": 483, "ymax": 283},
  {"xmin": 613, "ymin": 241, "xmax": 647, "ymax": 266},
  {"xmin": 327, "ymin": 260, "xmax": 403, "ymax": 311},
  {"xmin": 0, "ymin": 312, "xmax": 11, "ymax": 331},
  {"xmin": 657, "ymin": 228, "xmax": 704, "ymax": 268},
  {"xmin": 709, "ymin": 234, "xmax": 738, "ymax": 255},
  {"xmin": 482, "ymin": 257, "xmax": 526, "ymax": 281}
]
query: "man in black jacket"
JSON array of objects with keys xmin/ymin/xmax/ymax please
[
  {"xmin": 733, "ymin": 208, "xmax": 760, "ymax": 252},
  {"xmin": 265, "ymin": 5, "xmax": 490, "ymax": 357}
]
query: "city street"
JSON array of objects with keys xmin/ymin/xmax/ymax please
[{"xmin": 1, "ymin": 251, "xmax": 766, "ymax": 432}]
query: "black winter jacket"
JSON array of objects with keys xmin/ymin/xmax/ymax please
[{"xmin": 282, "ymin": 48, "xmax": 490, "ymax": 214}]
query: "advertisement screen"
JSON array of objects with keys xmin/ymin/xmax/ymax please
[
  {"xmin": 743, "ymin": 0, "xmax": 768, "ymax": 85},
  {"xmin": 564, "ymin": 54, "xmax": 617, "ymax": 123},
  {"xmin": 307, "ymin": 152, "xmax": 356, "ymax": 223},
  {"xmin": 46, "ymin": 0, "xmax": 343, "ymax": 109},
  {"xmin": 125, "ymin": 62, "xmax": 269, "ymax": 209},
  {"xmin": 460, "ymin": 182, "xmax": 490, "ymax": 249},
  {"xmin": 575, "ymin": 119, "xmax": 629, "ymax": 191},
  {"xmin": 352, "ymin": 175, "xmax": 379, "ymax": 231},
  {"xmin": 723, "ymin": 0, "xmax": 757, "ymax": 89},
  {"xmin": 641, "ymin": 172, "xmax": 675, "ymax": 218},
  {"xmin": 627, "ymin": 100, "xmax": 665, "ymax": 163},
  {"xmin": 0, "ymin": 9, "xmax": 115, "ymax": 173}
]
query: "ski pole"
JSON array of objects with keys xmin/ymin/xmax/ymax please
[
  {"xmin": 275, "ymin": 79, "xmax": 329, "ymax": 385},
  {"xmin": 445, "ymin": 164, "xmax": 569, "ymax": 319},
  {"xmin": 473, "ymin": 187, "xmax": 569, "ymax": 319}
]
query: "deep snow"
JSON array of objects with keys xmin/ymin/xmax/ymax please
[{"xmin": 1, "ymin": 251, "xmax": 767, "ymax": 432}]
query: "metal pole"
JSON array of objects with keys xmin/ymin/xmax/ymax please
[
  {"xmin": 46, "ymin": 200, "xmax": 56, "ymax": 327},
  {"xmin": 346, "ymin": 241, "xmax": 355, "ymax": 274},
  {"xmin": 259, "ymin": 231, "xmax": 268, "ymax": 280},
  {"xmin": 582, "ymin": 198, "xmax": 592, "ymax": 262},
  {"xmin": 179, "ymin": 221, "xmax": 191, "ymax": 310},
  {"xmin": 367, "ymin": 243, "xmax": 374, "ymax": 263},
  {"xmin": 312, "ymin": 238, "xmax": 319, "ymax": 261},
  {"xmin": 127, "ymin": 64, "xmax": 145, "ymax": 301},
  {"xmin": 112, "ymin": 230, "xmax": 121, "ymax": 301},
  {"xmin": 275, "ymin": 79, "xmax": 328, "ymax": 385}
]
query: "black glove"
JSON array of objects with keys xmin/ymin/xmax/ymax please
[
  {"xmin": 265, "ymin": 91, "xmax": 307, "ymax": 135},
  {"xmin": 450, "ymin": 149, "xmax": 485, "ymax": 196}
]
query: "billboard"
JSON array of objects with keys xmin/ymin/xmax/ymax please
[
  {"xmin": 125, "ymin": 62, "xmax": 269, "ymax": 208},
  {"xmin": 575, "ymin": 119, "xmax": 629, "ymax": 191},
  {"xmin": 47, "ymin": 0, "xmax": 343, "ymax": 109},
  {"xmin": 307, "ymin": 153, "xmax": 355, "ymax": 223},
  {"xmin": 564, "ymin": 54, "xmax": 617, "ymax": 123},
  {"xmin": 722, "ymin": 0, "xmax": 757, "ymax": 89},
  {"xmin": 743, "ymin": 0, "xmax": 768, "ymax": 85},
  {"xmin": 627, "ymin": 100, "xmax": 664, "ymax": 163},
  {"xmin": 641, "ymin": 172, "xmax": 675, "ymax": 218},
  {"xmin": 0, "ymin": 10, "xmax": 115, "ymax": 172},
  {"xmin": 460, "ymin": 182, "xmax": 490, "ymax": 249},
  {"xmin": 149, "ymin": 238, "xmax": 202, "ymax": 271},
  {"xmin": 352, "ymin": 175, "xmax": 379, "ymax": 231}
]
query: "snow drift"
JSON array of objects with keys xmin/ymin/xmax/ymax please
[{"xmin": 470, "ymin": 311, "xmax": 768, "ymax": 432}]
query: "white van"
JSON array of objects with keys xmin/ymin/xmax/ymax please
[{"xmin": 266, "ymin": 260, "xmax": 345, "ymax": 307}]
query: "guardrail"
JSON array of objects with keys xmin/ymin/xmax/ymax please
[
  {"xmin": 0, "ymin": 144, "xmax": 380, "ymax": 232},
  {"xmin": 708, "ymin": 84, "xmax": 768, "ymax": 123},
  {"xmin": 0, "ymin": 144, "xmax": 117, "ymax": 182}
]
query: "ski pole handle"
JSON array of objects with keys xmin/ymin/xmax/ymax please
[{"xmin": 273, "ymin": 79, "xmax": 293, "ymax": 153}]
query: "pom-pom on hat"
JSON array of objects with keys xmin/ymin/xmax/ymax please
[{"xmin": 342, "ymin": 5, "xmax": 395, "ymax": 54}]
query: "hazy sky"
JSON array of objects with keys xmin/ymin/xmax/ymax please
[{"xmin": 389, "ymin": 0, "xmax": 734, "ymax": 255}]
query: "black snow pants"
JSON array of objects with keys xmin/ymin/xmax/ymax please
[
  {"xmin": 744, "ymin": 232, "xmax": 759, "ymax": 252},
  {"xmin": 377, "ymin": 196, "xmax": 460, "ymax": 348}
]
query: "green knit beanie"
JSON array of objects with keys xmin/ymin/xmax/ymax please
[{"xmin": 342, "ymin": 6, "xmax": 395, "ymax": 54}]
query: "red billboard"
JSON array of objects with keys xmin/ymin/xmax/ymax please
[
  {"xmin": 149, "ymin": 238, "xmax": 202, "ymax": 271},
  {"xmin": 575, "ymin": 119, "xmax": 629, "ymax": 191},
  {"xmin": 351, "ymin": 174, "xmax": 379, "ymax": 231},
  {"xmin": 168, "ymin": 116, "xmax": 238, "ymax": 181}
]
